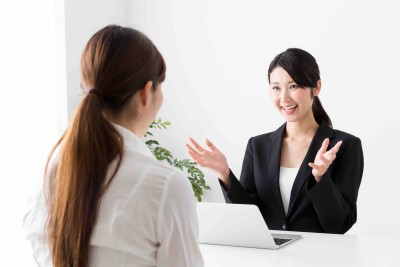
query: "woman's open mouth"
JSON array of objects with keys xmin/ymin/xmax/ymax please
[{"xmin": 281, "ymin": 105, "xmax": 298, "ymax": 114}]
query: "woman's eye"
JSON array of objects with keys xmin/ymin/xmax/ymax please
[
  {"xmin": 290, "ymin": 84, "xmax": 298, "ymax": 89},
  {"xmin": 272, "ymin": 86, "xmax": 280, "ymax": 90}
]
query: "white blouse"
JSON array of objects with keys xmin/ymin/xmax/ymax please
[
  {"xmin": 23, "ymin": 124, "xmax": 204, "ymax": 267},
  {"xmin": 279, "ymin": 166, "xmax": 300, "ymax": 216}
]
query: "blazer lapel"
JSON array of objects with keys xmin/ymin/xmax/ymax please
[
  {"xmin": 266, "ymin": 123, "xmax": 287, "ymax": 221},
  {"xmin": 287, "ymin": 122, "xmax": 335, "ymax": 217}
]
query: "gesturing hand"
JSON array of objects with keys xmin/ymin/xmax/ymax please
[
  {"xmin": 308, "ymin": 138, "xmax": 343, "ymax": 183},
  {"xmin": 186, "ymin": 138, "xmax": 230, "ymax": 182}
]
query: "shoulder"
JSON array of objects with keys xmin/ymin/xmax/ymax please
[
  {"xmin": 332, "ymin": 128, "xmax": 358, "ymax": 140},
  {"xmin": 137, "ymin": 154, "xmax": 192, "ymax": 194},
  {"xmin": 123, "ymin": 148, "xmax": 178, "ymax": 173},
  {"xmin": 331, "ymin": 128, "xmax": 362, "ymax": 146},
  {"xmin": 253, "ymin": 131, "xmax": 275, "ymax": 140},
  {"xmin": 164, "ymin": 170, "xmax": 194, "ymax": 199},
  {"xmin": 117, "ymin": 149, "xmax": 190, "ymax": 192},
  {"xmin": 250, "ymin": 130, "xmax": 276, "ymax": 144},
  {"xmin": 248, "ymin": 124, "xmax": 284, "ymax": 148},
  {"xmin": 250, "ymin": 123, "xmax": 286, "ymax": 144},
  {"xmin": 330, "ymin": 128, "xmax": 363, "ymax": 162}
]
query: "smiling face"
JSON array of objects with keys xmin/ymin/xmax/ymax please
[{"xmin": 269, "ymin": 67, "xmax": 320, "ymax": 124}]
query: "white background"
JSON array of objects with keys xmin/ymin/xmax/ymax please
[{"xmin": 1, "ymin": 0, "xmax": 400, "ymax": 265}]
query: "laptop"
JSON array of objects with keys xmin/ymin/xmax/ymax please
[{"xmin": 197, "ymin": 202, "xmax": 302, "ymax": 249}]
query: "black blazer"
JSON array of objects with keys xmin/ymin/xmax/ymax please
[{"xmin": 220, "ymin": 122, "xmax": 364, "ymax": 234}]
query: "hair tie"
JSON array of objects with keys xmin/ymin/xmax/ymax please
[{"xmin": 89, "ymin": 88, "xmax": 103, "ymax": 99}]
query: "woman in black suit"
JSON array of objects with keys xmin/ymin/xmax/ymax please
[{"xmin": 187, "ymin": 48, "xmax": 363, "ymax": 234}]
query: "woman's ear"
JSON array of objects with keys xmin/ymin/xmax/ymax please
[
  {"xmin": 139, "ymin": 81, "xmax": 154, "ymax": 107},
  {"xmin": 313, "ymin": 80, "xmax": 322, "ymax": 97}
]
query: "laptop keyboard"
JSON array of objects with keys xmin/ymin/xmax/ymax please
[{"xmin": 273, "ymin": 238, "xmax": 291, "ymax": 246}]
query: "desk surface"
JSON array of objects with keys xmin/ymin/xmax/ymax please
[{"xmin": 200, "ymin": 230, "xmax": 400, "ymax": 267}]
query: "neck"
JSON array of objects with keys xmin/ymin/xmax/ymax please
[
  {"xmin": 104, "ymin": 112, "xmax": 145, "ymax": 137},
  {"xmin": 115, "ymin": 120, "xmax": 144, "ymax": 137},
  {"xmin": 285, "ymin": 115, "xmax": 319, "ymax": 139}
]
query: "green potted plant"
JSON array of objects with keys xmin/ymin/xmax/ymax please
[{"xmin": 145, "ymin": 118, "xmax": 210, "ymax": 201}]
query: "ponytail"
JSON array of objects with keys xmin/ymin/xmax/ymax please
[
  {"xmin": 45, "ymin": 25, "xmax": 166, "ymax": 267},
  {"xmin": 45, "ymin": 93, "xmax": 124, "ymax": 267},
  {"xmin": 312, "ymin": 96, "xmax": 332, "ymax": 127}
]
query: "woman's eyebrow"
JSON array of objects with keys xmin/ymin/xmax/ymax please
[{"xmin": 271, "ymin": 80, "xmax": 295, "ymax": 84}]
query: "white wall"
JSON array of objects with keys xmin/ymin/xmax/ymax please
[
  {"xmin": 64, "ymin": 0, "xmax": 129, "ymax": 126},
  {"xmin": 63, "ymin": 0, "xmax": 400, "ymax": 237},
  {"xmin": 0, "ymin": 0, "xmax": 60, "ymax": 265}
]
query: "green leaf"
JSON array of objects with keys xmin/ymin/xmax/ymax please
[
  {"xmin": 144, "ymin": 118, "xmax": 210, "ymax": 202},
  {"xmin": 145, "ymin": 140, "xmax": 159, "ymax": 146}
]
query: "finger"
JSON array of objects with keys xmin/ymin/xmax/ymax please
[
  {"xmin": 187, "ymin": 147, "xmax": 197, "ymax": 159},
  {"xmin": 308, "ymin": 162, "xmax": 322, "ymax": 171},
  {"xmin": 331, "ymin": 140, "xmax": 343, "ymax": 154},
  {"xmin": 319, "ymin": 138, "xmax": 330, "ymax": 154},
  {"xmin": 188, "ymin": 152, "xmax": 198, "ymax": 163},
  {"xmin": 189, "ymin": 151, "xmax": 207, "ymax": 166},
  {"xmin": 206, "ymin": 139, "xmax": 218, "ymax": 152},
  {"xmin": 186, "ymin": 144, "xmax": 201, "ymax": 158},
  {"xmin": 318, "ymin": 154, "xmax": 331, "ymax": 165},
  {"xmin": 324, "ymin": 152, "xmax": 336, "ymax": 162},
  {"xmin": 309, "ymin": 162, "xmax": 325, "ymax": 172},
  {"xmin": 324, "ymin": 141, "xmax": 342, "ymax": 160},
  {"xmin": 189, "ymin": 137, "xmax": 206, "ymax": 152},
  {"xmin": 196, "ymin": 157, "xmax": 212, "ymax": 168},
  {"xmin": 196, "ymin": 158, "xmax": 205, "ymax": 166}
]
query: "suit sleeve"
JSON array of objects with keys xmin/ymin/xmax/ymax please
[
  {"xmin": 219, "ymin": 138, "xmax": 262, "ymax": 207},
  {"xmin": 307, "ymin": 137, "xmax": 364, "ymax": 234}
]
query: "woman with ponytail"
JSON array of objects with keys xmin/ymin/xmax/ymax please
[
  {"xmin": 187, "ymin": 48, "xmax": 364, "ymax": 234},
  {"xmin": 24, "ymin": 25, "xmax": 203, "ymax": 267}
]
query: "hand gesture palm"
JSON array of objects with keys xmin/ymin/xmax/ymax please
[
  {"xmin": 309, "ymin": 138, "xmax": 342, "ymax": 182},
  {"xmin": 186, "ymin": 138, "xmax": 229, "ymax": 178}
]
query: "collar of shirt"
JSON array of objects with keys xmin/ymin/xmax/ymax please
[{"xmin": 111, "ymin": 123, "xmax": 155, "ymax": 159}]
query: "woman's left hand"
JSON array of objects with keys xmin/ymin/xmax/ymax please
[{"xmin": 309, "ymin": 138, "xmax": 342, "ymax": 183}]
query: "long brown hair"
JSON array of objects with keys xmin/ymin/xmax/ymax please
[{"xmin": 45, "ymin": 25, "xmax": 166, "ymax": 267}]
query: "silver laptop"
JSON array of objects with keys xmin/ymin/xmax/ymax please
[{"xmin": 197, "ymin": 202, "xmax": 302, "ymax": 249}]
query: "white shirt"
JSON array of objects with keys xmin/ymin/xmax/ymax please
[
  {"xmin": 23, "ymin": 124, "xmax": 204, "ymax": 267},
  {"xmin": 279, "ymin": 166, "xmax": 299, "ymax": 216}
]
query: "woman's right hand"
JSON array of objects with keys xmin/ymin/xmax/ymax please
[{"xmin": 186, "ymin": 138, "xmax": 231, "ymax": 187}]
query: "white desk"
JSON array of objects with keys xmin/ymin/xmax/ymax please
[{"xmin": 200, "ymin": 230, "xmax": 400, "ymax": 267}]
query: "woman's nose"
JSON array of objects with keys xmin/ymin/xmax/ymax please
[{"xmin": 280, "ymin": 89, "xmax": 291, "ymax": 101}]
